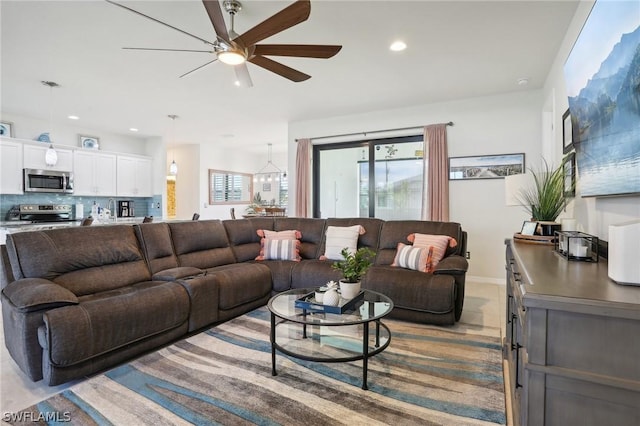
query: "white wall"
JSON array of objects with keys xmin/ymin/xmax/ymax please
[
  {"xmin": 289, "ymin": 90, "xmax": 543, "ymax": 281},
  {"xmin": 542, "ymin": 0, "xmax": 640, "ymax": 239},
  {"xmin": 196, "ymin": 143, "xmax": 287, "ymax": 220},
  {"xmin": 1, "ymin": 112, "xmax": 149, "ymax": 155}
]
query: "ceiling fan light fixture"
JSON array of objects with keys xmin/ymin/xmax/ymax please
[
  {"xmin": 217, "ymin": 50, "xmax": 246, "ymax": 65},
  {"xmin": 390, "ymin": 41, "xmax": 407, "ymax": 52}
]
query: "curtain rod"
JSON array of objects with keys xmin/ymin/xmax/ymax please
[{"xmin": 296, "ymin": 122, "xmax": 453, "ymax": 142}]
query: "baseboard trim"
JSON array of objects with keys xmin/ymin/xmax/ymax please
[{"xmin": 466, "ymin": 275, "xmax": 506, "ymax": 286}]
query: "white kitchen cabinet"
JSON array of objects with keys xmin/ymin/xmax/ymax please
[
  {"xmin": 73, "ymin": 150, "xmax": 117, "ymax": 196},
  {"xmin": 23, "ymin": 144, "xmax": 73, "ymax": 171},
  {"xmin": 117, "ymin": 155, "xmax": 152, "ymax": 197},
  {"xmin": 0, "ymin": 139, "xmax": 24, "ymax": 194}
]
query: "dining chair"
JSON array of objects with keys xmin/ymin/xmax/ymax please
[
  {"xmin": 230, "ymin": 208, "xmax": 236, "ymax": 219},
  {"xmin": 80, "ymin": 216, "xmax": 94, "ymax": 226},
  {"xmin": 192, "ymin": 213, "xmax": 200, "ymax": 220},
  {"xmin": 142, "ymin": 216, "xmax": 153, "ymax": 223}
]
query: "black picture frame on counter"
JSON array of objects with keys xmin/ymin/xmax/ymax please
[
  {"xmin": 521, "ymin": 221, "xmax": 538, "ymax": 236},
  {"xmin": 562, "ymin": 109, "xmax": 574, "ymax": 154},
  {"xmin": 563, "ymin": 152, "xmax": 576, "ymax": 197}
]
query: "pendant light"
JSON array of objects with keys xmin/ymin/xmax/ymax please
[
  {"xmin": 168, "ymin": 115, "xmax": 178, "ymax": 176},
  {"xmin": 255, "ymin": 143, "xmax": 285, "ymax": 181},
  {"xmin": 42, "ymin": 81, "xmax": 59, "ymax": 167}
]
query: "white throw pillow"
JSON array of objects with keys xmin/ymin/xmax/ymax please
[{"xmin": 322, "ymin": 225, "xmax": 363, "ymax": 260}]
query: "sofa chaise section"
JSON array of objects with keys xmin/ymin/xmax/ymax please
[
  {"xmin": 367, "ymin": 220, "xmax": 468, "ymax": 324},
  {"xmin": 2, "ymin": 225, "xmax": 190, "ymax": 385}
]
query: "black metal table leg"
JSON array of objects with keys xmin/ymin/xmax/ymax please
[
  {"xmin": 302, "ymin": 309, "xmax": 308, "ymax": 338},
  {"xmin": 362, "ymin": 322, "xmax": 369, "ymax": 390},
  {"xmin": 270, "ymin": 312, "xmax": 277, "ymax": 376},
  {"xmin": 375, "ymin": 319, "xmax": 380, "ymax": 348}
]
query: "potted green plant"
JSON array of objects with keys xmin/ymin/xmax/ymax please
[
  {"xmin": 332, "ymin": 247, "xmax": 375, "ymax": 299},
  {"xmin": 516, "ymin": 158, "xmax": 570, "ymax": 235},
  {"xmin": 246, "ymin": 192, "xmax": 264, "ymax": 215}
]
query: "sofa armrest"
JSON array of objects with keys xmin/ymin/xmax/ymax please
[
  {"xmin": 152, "ymin": 266, "xmax": 205, "ymax": 281},
  {"xmin": 433, "ymin": 255, "xmax": 468, "ymax": 275},
  {"xmin": 2, "ymin": 278, "xmax": 78, "ymax": 313}
]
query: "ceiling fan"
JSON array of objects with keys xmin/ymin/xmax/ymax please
[{"xmin": 106, "ymin": 0, "xmax": 342, "ymax": 87}]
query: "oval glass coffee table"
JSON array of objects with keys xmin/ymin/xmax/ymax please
[{"xmin": 267, "ymin": 288, "xmax": 393, "ymax": 390}]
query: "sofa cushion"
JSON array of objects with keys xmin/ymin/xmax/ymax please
[
  {"xmin": 135, "ymin": 223, "xmax": 179, "ymax": 274},
  {"xmin": 274, "ymin": 218, "xmax": 327, "ymax": 259},
  {"xmin": 40, "ymin": 280, "xmax": 189, "ymax": 367},
  {"xmin": 2, "ymin": 278, "xmax": 78, "ymax": 313},
  {"xmin": 408, "ymin": 233, "xmax": 458, "ymax": 270},
  {"xmin": 223, "ymin": 218, "xmax": 275, "ymax": 262},
  {"xmin": 208, "ymin": 263, "xmax": 272, "ymax": 311},
  {"xmin": 377, "ymin": 220, "xmax": 463, "ymax": 266},
  {"xmin": 392, "ymin": 243, "xmax": 429, "ymax": 272},
  {"xmin": 169, "ymin": 220, "xmax": 236, "ymax": 268},
  {"xmin": 290, "ymin": 259, "xmax": 342, "ymax": 289},
  {"xmin": 364, "ymin": 266, "xmax": 455, "ymax": 314},
  {"xmin": 6, "ymin": 226, "xmax": 151, "ymax": 296}
]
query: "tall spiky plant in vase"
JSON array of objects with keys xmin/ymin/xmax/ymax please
[{"xmin": 516, "ymin": 158, "xmax": 570, "ymax": 236}]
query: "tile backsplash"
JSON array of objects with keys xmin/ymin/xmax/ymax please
[{"xmin": 0, "ymin": 194, "xmax": 155, "ymax": 220}]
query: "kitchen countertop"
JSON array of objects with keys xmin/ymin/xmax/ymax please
[{"xmin": 0, "ymin": 217, "xmax": 145, "ymax": 230}]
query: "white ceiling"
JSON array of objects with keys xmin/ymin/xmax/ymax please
[{"xmin": 1, "ymin": 0, "xmax": 580, "ymax": 154}]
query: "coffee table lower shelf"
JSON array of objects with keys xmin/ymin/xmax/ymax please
[{"xmin": 270, "ymin": 317, "xmax": 391, "ymax": 390}]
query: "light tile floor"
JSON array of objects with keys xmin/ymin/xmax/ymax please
[{"xmin": 1, "ymin": 281, "xmax": 508, "ymax": 419}]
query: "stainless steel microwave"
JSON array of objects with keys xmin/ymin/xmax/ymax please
[{"xmin": 23, "ymin": 169, "xmax": 74, "ymax": 194}]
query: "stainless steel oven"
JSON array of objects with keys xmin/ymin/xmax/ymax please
[{"xmin": 23, "ymin": 168, "xmax": 74, "ymax": 193}]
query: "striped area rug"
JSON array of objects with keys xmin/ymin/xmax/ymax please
[{"xmin": 15, "ymin": 307, "xmax": 506, "ymax": 425}]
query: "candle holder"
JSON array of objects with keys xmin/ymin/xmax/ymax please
[{"xmin": 554, "ymin": 231, "xmax": 599, "ymax": 262}]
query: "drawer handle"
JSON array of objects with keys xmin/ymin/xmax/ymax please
[
  {"xmin": 510, "ymin": 313, "xmax": 517, "ymax": 350},
  {"xmin": 515, "ymin": 343, "xmax": 523, "ymax": 388}
]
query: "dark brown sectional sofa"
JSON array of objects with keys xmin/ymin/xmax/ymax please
[{"xmin": 1, "ymin": 217, "xmax": 467, "ymax": 385}]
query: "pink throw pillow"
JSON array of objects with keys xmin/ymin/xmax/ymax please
[{"xmin": 407, "ymin": 233, "xmax": 457, "ymax": 272}]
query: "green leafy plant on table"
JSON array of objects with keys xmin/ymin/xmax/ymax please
[{"xmin": 332, "ymin": 247, "xmax": 375, "ymax": 283}]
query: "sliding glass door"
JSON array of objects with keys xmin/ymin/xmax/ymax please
[{"xmin": 313, "ymin": 135, "xmax": 424, "ymax": 219}]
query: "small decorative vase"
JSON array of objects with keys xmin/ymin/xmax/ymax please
[
  {"xmin": 339, "ymin": 280, "xmax": 361, "ymax": 300},
  {"xmin": 323, "ymin": 287, "xmax": 340, "ymax": 306},
  {"xmin": 314, "ymin": 289, "xmax": 326, "ymax": 303}
]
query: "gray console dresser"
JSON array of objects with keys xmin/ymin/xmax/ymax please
[{"xmin": 505, "ymin": 239, "xmax": 640, "ymax": 426}]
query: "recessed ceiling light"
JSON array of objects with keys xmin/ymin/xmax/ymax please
[
  {"xmin": 129, "ymin": 128, "xmax": 139, "ymax": 132},
  {"xmin": 390, "ymin": 41, "xmax": 407, "ymax": 52},
  {"xmin": 517, "ymin": 77, "xmax": 530, "ymax": 86},
  {"xmin": 234, "ymin": 80, "xmax": 241, "ymax": 87},
  {"xmin": 68, "ymin": 115, "xmax": 79, "ymax": 120}
]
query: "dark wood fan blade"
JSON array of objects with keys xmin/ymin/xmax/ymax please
[
  {"xmin": 249, "ymin": 55, "xmax": 310, "ymax": 82},
  {"xmin": 234, "ymin": 64, "xmax": 253, "ymax": 88},
  {"xmin": 237, "ymin": 0, "xmax": 311, "ymax": 47},
  {"xmin": 202, "ymin": 0, "xmax": 230, "ymax": 44},
  {"xmin": 253, "ymin": 44, "xmax": 341, "ymax": 58},
  {"xmin": 179, "ymin": 59, "xmax": 218, "ymax": 78},
  {"xmin": 106, "ymin": 0, "xmax": 214, "ymax": 47},
  {"xmin": 123, "ymin": 47, "xmax": 215, "ymax": 53}
]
